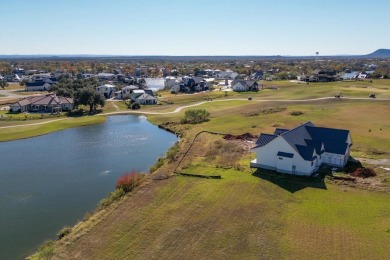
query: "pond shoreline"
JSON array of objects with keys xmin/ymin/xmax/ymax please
[{"xmin": 0, "ymin": 115, "xmax": 178, "ymax": 260}]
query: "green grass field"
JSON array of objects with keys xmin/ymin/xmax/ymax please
[
  {"xmin": 0, "ymin": 116, "xmax": 106, "ymax": 142},
  {"xmin": 49, "ymin": 151, "xmax": 390, "ymax": 259}
]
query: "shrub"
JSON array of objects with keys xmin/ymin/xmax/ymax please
[
  {"xmin": 115, "ymin": 172, "xmax": 144, "ymax": 193},
  {"xmin": 149, "ymin": 157, "xmax": 165, "ymax": 173},
  {"xmin": 290, "ymin": 111, "xmax": 304, "ymax": 116},
  {"xmin": 57, "ymin": 226, "xmax": 72, "ymax": 240},
  {"xmin": 131, "ymin": 102, "xmax": 141, "ymax": 110},
  {"xmin": 98, "ymin": 188, "xmax": 126, "ymax": 209},
  {"xmin": 181, "ymin": 109, "xmax": 210, "ymax": 124},
  {"xmin": 166, "ymin": 142, "xmax": 180, "ymax": 162}
]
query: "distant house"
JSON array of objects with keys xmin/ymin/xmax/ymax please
[
  {"xmin": 25, "ymin": 78, "xmax": 56, "ymax": 91},
  {"xmin": 170, "ymin": 84, "xmax": 182, "ymax": 93},
  {"xmin": 96, "ymin": 84, "xmax": 116, "ymax": 98},
  {"xmin": 215, "ymin": 70, "xmax": 238, "ymax": 79},
  {"xmin": 120, "ymin": 85, "xmax": 139, "ymax": 99},
  {"xmin": 231, "ymin": 80, "xmax": 260, "ymax": 92},
  {"xmin": 165, "ymin": 76, "xmax": 183, "ymax": 88},
  {"xmin": 251, "ymin": 122, "xmax": 352, "ymax": 176},
  {"xmin": 10, "ymin": 94, "xmax": 74, "ymax": 113},
  {"xmin": 131, "ymin": 92, "xmax": 157, "ymax": 105},
  {"xmin": 98, "ymin": 73, "xmax": 116, "ymax": 80},
  {"xmin": 251, "ymin": 70, "xmax": 264, "ymax": 80},
  {"xmin": 302, "ymin": 69, "xmax": 338, "ymax": 82}
]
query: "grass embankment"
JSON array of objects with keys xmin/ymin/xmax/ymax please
[{"xmin": 47, "ymin": 132, "xmax": 390, "ymax": 259}]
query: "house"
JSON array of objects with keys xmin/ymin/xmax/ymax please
[
  {"xmin": 250, "ymin": 122, "xmax": 352, "ymax": 176},
  {"xmin": 25, "ymin": 78, "xmax": 56, "ymax": 91},
  {"xmin": 231, "ymin": 80, "xmax": 260, "ymax": 92},
  {"xmin": 165, "ymin": 76, "xmax": 183, "ymax": 88},
  {"xmin": 120, "ymin": 85, "xmax": 139, "ymax": 99},
  {"xmin": 131, "ymin": 92, "xmax": 157, "ymax": 105},
  {"xmin": 251, "ymin": 70, "xmax": 264, "ymax": 80},
  {"xmin": 303, "ymin": 69, "xmax": 338, "ymax": 82},
  {"xmin": 170, "ymin": 84, "xmax": 182, "ymax": 93},
  {"xmin": 10, "ymin": 94, "xmax": 74, "ymax": 113},
  {"xmin": 96, "ymin": 84, "xmax": 116, "ymax": 98},
  {"xmin": 98, "ymin": 73, "xmax": 116, "ymax": 80}
]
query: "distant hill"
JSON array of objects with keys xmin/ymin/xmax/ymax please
[
  {"xmin": 0, "ymin": 49, "xmax": 389, "ymax": 60},
  {"xmin": 365, "ymin": 49, "xmax": 390, "ymax": 58}
]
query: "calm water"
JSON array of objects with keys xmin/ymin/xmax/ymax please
[
  {"xmin": 144, "ymin": 78, "xmax": 165, "ymax": 91},
  {"xmin": 0, "ymin": 115, "xmax": 177, "ymax": 260}
]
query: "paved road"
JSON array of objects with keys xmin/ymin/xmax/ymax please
[{"xmin": 0, "ymin": 96, "xmax": 389, "ymax": 130}]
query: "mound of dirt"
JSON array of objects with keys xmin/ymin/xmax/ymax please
[
  {"xmin": 349, "ymin": 167, "xmax": 376, "ymax": 178},
  {"xmin": 223, "ymin": 133, "xmax": 257, "ymax": 141}
]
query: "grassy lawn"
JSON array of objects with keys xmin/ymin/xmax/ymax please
[{"xmin": 0, "ymin": 116, "xmax": 106, "ymax": 142}]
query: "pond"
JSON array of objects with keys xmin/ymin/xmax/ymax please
[{"xmin": 0, "ymin": 115, "xmax": 177, "ymax": 260}]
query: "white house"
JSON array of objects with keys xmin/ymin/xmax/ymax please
[
  {"xmin": 121, "ymin": 85, "xmax": 139, "ymax": 99},
  {"xmin": 131, "ymin": 92, "xmax": 157, "ymax": 105},
  {"xmin": 25, "ymin": 78, "xmax": 55, "ymax": 91},
  {"xmin": 164, "ymin": 76, "xmax": 181, "ymax": 88},
  {"xmin": 96, "ymin": 84, "xmax": 116, "ymax": 98},
  {"xmin": 251, "ymin": 122, "xmax": 352, "ymax": 176},
  {"xmin": 170, "ymin": 84, "xmax": 181, "ymax": 93}
]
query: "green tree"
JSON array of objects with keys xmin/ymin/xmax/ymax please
[
  {"xmin": 74, "ymin": 88, "xmax": 105, "ymax": 112},
  {"xmin": 0, "ymin": 80, "xmax": 8, "ymax": 89},
  {"xmin": 181, "ymin": 109, "xmax": 210, "ymax": 124}
]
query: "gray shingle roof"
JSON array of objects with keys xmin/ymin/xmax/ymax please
[{"xmin": 255, "ymin": 121, "xmax": 350, "ymax": 161}]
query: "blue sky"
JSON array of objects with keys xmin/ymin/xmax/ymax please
[{"xmin": 1, "ymin": 0, "xmax": 389, "ymax": 55}]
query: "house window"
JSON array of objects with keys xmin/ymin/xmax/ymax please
[
  {"xmin": 279, "ymin": 157, "xmax": 283, "ymax": 160},
  {"xmin": 311, "ymin": 161, "xmax": 313, "ymax": 166}
]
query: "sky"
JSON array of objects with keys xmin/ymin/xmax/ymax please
[{"xmin": 0, "ymin": 0, "xmax": 389, "ymax": 56}]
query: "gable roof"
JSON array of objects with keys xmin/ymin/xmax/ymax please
[
  {"xmin": 274, "ymin": 128, "xmax": 290, "ymax": 135},
  {"xmin": 305, "ymin": 126, "xmax": 349, "ymax": 155},
  {"xmin": 135, "ymin": 93, "xmax": 157, "ymax": 101},
  {"xmin": 11, "ymin": 95, "xmax": 74, "ymax": 107},
  {"xmin": 254, "ymin": 133, "xmax": 278, "ymax": 148},
  {"xmin": 254, "ymin": 122, "xmax": 350, "ymax": 161}
]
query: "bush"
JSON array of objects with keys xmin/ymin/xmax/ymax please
[
  {"xmin": 181, "ymin": 109, "xmax": 210, "ymax": 124},
  {"xmin": 149, "ymin": 157, "xmax": 164, "ymax": 173},
  {"xmin": 57, "ymin": 226, "xmax": 72, "ymax": 240},
  {"xmin": 131, "ymin": 102, "xmax": 141, "ymax": 110},
  {"xmin": 290, "ymin": 111, "xmax": 304, "ymax": 116},
  {"xmin": 115, "ymin": 172, "xmax": 144, "ymax": 193}
]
